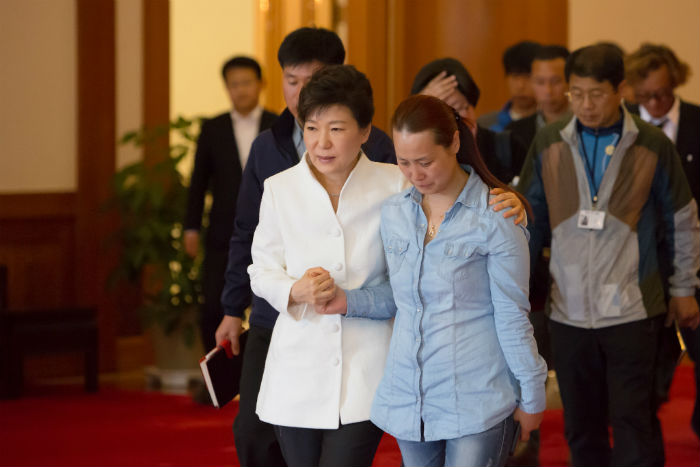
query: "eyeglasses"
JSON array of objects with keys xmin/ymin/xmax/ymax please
[
  {"xmin": 634, "ymin": 88, "xmax": 674, "ymax": 104},
  {"xmin": 565, "ymin": 89, "xmax": 610, "ymax": 104}
]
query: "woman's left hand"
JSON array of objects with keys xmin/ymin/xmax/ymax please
[
  {"xmin": 489, "ymin": 188, "xmax": 526, "ymax": 225},
  {"xmin": 513, "ymin": 407, "xmax": 544, "ymax": 441},
  {"xmin": 315, "ymin": 287, "xmax": 347, "ymax": 315}
]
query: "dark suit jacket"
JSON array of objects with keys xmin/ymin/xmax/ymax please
[
  {"xmin": 506, "ymin": 114, "xmax": 538, "ymax": 153},
  {"xmin": 471, "ymin": 125, "xmax": 527, "ymax": 184},
  {"xmin": 628, "ymin": 100, "xmax": 700, "ymax": 403},
  {"xmin": 184, "ymin": 109, "xmax": 278, "ymax": 249},
  {"xmin": 675, "ymin": 101, "xmax": 700, "ymax": 204},
  {"xmin": 627, "ymin": 101, "xmax": 700, "ymax": 205}
]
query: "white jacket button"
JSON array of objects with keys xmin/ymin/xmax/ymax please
[
  {"xmin": 331, "ymin": 228, "xmax": 341, "ymax": 237},
  {"xmin": 334, "ymin": 263, "xmax": 343, "ymax": 271},
  {"xmin": 332, "ymin": 357, "xmax": 340, "ymax": 366}
]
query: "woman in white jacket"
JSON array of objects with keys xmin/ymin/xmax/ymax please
[{"xmin": 247, "ymin": 65, "xmax": 524, "ymax": 467}]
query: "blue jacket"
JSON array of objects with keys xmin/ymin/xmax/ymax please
[{"xmin": 221, "ymin": 108, "xmax": 397, "ymax": 329}]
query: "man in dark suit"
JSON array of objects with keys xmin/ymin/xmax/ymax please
[
  {"xmin": 214, "ymin": 28, "xmax": 396, "ymax": 467},
  {"xmin": 625, "ymin": 43, "xmax": 700, "ymax": 445},
  {"xmin": 183, "ymin": 56, "xmax": 277, "ymax": 359},
  {"xmin": 477, "ymin": 41, "xmax": 542, "ymax": 132},
  {"xmin": 507, "ymin": 45, "xmax": 571, "ymax": 152}
]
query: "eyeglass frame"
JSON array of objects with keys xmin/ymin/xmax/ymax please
[
  {"xmin": 634, "ymin": 87, "xmax": 674, "ymax": 104},
  {"xmin": 565, "ymin": 89, "xmax": 612, "ymax": 104}
]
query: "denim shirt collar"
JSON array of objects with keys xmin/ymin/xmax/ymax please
[{"xmin": 405, "ymin": 164, "xmax": 485, "ymax": 213}]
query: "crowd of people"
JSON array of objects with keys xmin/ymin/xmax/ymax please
[{"xmin": 183, "ymin": 26, "xmax": 700, "ymax": 467}]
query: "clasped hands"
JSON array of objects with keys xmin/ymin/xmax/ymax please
[{"xmin": 290, "ymin": 267, "xmax": 347, "ymax": 315}]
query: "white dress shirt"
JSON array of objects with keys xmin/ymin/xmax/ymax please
[
  {"xmin": 231, "ymin": 106, "xmax": 263, "ymax": 168},
  {"xmin": 248, "ymin": 153, "xmax": 408, "ymax": 429},
  {"xmin": 639, "ymin": 96, "xmax": 680, "ymax": 144}
]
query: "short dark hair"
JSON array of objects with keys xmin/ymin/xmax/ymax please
[
  {"xmin": 221, "ymin": 56, "xmax": 262, "ymax": 80},
  {"xmin": 503, "ymin": 41, "xmax": 542, "ymax": 74},
  {"xmin": 565, "ymin": 44, "xmax": 625, "ymax": 88},
  {"xmin": 534, "ymin": 45, "xmax": 570, "ymax": 62},
  {"xmin": 596, "ymin": 41, "xmax": 626, "ymax": 59},
  {"xmin": 297, "ymin": 65, "xmax": 373, "ymax": 128},
  {"xmin": 277, "ymin": 27, "xmax": 345, "ymax": 69},
  {"xmin": 410, "ymin": 57, "xmax": 481, "ymax": 107}
]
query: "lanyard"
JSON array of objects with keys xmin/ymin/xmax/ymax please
[{"xmin": 580, "ymin": 130, "xmax": 601, "ymax": 203}]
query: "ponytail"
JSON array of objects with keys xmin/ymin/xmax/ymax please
[{"xmin": 393, "ymin": 95, "xmax": 532, "ymax": 219}]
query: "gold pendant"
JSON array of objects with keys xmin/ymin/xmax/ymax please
[{"xmin": 428, "ymin": 224, "xmax": 437, "ymax": 238}]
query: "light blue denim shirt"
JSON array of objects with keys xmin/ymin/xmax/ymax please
[{"xmin": 346, "ymin": 167, "xmax": 547, "ymax": 442}]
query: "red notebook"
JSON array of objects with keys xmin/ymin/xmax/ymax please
[{"xmin": 199, "ymin": 331, "xmax": 248, "ymax": 408}]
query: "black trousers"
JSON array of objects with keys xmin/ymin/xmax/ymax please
[
  {"xmin": 274, "ymin": 420, "xmax": 384, "ymax": 467},
  {"xmin": 199, "ymin": 246, "xmax": 228, "ymax": 352},
  {"xmin": 550, "ymin": 317, "xmax": 662, "ymax": 467},
  {"xmin": 233, "ymin": 325, "xmax": 287, "ymax": 467}
]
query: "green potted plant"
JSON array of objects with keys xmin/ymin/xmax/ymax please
[{"xmin": 107, "ymin": 116, "xmax": 206, "ymax": 379}]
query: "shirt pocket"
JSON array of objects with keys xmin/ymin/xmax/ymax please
[
  {"xmin": 385, "ymin": 237, "xmax": 410, "ymax": 277},
  {"xmin": 437, "ymin": 242, "xmax": 488, "ymax": 302}
]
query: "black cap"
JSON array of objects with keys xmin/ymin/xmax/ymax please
[{"xmin": 410, "ymin": 57, "xmax": 480, "ymax": 107}]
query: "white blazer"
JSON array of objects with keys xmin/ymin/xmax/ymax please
[{"xmin": 248, "ymin": 152, "xmax": 407, "ymax": 429}]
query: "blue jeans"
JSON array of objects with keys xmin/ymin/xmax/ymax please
[{"xmin": 397, "ymin": 415, "xmax": 515, "ymax": 467}]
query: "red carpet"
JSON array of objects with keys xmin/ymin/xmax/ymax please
[{"xmin": 1, "ymin": 365, "xmax": 698, "ymax": 466}]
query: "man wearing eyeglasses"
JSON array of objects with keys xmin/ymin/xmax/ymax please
[
  {"xmin": 625, "ymin": 43, "xmax": 700, "ymax": 447},
  {"xmin": 517, "ymin": 44, "xmax": 700, "ymax": 467}
]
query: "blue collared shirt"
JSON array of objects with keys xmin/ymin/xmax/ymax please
[{"xmin": 347, "ymin": 167, "xmax": 546, "ymax": 442}]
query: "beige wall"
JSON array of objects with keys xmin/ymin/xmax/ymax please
[
  {"xmin": 170, "ymin": 0, "xmax": 258, "ymax": 121},
  {"xmin": 0, "ymin": 0, "xmax": 77, "ymax": 193},
  {"xmin": 170, "ymin": 0, "xmax": 258, "ymax": 175},
  {"xmin": 569, "ymin": 0, "xmax": 700, "ymax": 103},
  {"xmin": 116, "ymin": 0, "xmax": 143, "ymax": 169},
  {"xmin": 3, "ymin": 1, "xmax": 698, "ymax": 193}
]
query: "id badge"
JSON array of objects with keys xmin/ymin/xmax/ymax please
[{"xmin": 577, "ymin": 210, "xmax": 605, "ymax": 230}]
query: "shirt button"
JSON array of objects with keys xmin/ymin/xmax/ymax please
[
  {"xmin": 334, "ymin": 263, "xmax": 343, "ymax": 271},
  {"xmin": 332, "ymin": 358, "xmax": 340, "ymax": 366},
  {"xmin": 330, "ymin": 324, "xmax": 340, "ymax": 333},
  {"xmin": 331, "ymin": 228, "xmax": 341, "ymax": 237},
  {"xmin": 687, "ymin": 154, "xmax": 694, "ymax": 162},
  {"xmin": 416, "ymin": 307, "xmax": 422, "ymax": 313},
  {"xmin": 415, "ymin": 337, "xmax": 420, "ymax": 343}
]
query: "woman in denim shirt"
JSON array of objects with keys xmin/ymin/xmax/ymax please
[{"xmin": 324, "ymin": 95, "xmax": 547, "ymax": 467}]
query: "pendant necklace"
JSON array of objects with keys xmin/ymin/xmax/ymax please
[{"xmin": 427, "ymin": 214, "xmax": 445, "ymax": 238}]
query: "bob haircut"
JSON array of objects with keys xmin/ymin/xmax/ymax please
[{"xmin": 297, "ymin": 65, "xmax": 374, "ymax": 129}]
